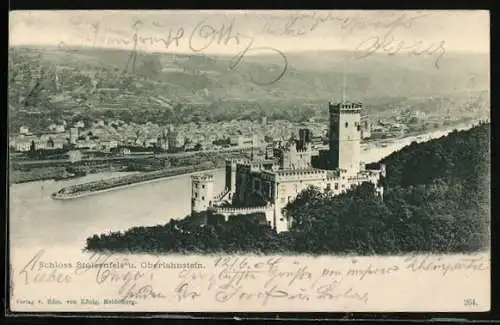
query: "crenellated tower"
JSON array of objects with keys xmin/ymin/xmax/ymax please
[
  {"xmin": 328, "ymin": 101, "xmax": 362, "ymax": 175},
  {"xmin": 225, "ymin": 159, "xmax": 243, "ymax": 196},
  {"xmin": 191, "ymin": 174, "xmax": 215, "ymax": 213}
]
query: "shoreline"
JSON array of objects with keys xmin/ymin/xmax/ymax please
[{"xmin": 51, "ymin": 168, "xmax": 223, "ymax": 200}]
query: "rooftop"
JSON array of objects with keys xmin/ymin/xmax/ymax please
[{"xmin": 329, "ymin": 101, "xmax": 363, "ymax": 111}]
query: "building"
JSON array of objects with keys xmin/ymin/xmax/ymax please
[
  {"xmin": 265, "ymin": 144, "xmax": 274, "ymax": 159},
  {"xmin": 190, "ymin": 100, "xmax": 386, "ymax": 233},
  {"xmin": 13, "ymin": 141, "xmax": 31, "ymax": 152},
  {"xmin": 49, "ymin": 124, "xmax": 65, "ymax": 133},
  {"xmin": 191, "ymin": 174, "xmax": 215, "ymax": 213},
  {"xmin": 67, "ymin": 150, "xmax": 83, "ymax": 163},
  {"xmin": 19, "ymin": 126, "xmax": 30, "ymax": 135},
  {"xmin": 167, "ymin": 126, "xmax": 183, "ymax": 152},
  {"xmin": 69, "ymin": 127, "xmax": 79, "ymax": 145},
  {"xmin": 230, "ymin": 134, "xmax": 262, "ymax": 148},
  {"xmin": 361, "ymin": 120, "xmax": 372, "ymax": 139},
  {"xmin": 100, "ymin": 140, "xmax": 118, "ymax": 152},
  {"xmin": 298, "ymin": 128, "xmax": 312, "ymax": 151},
  {"xmin": 156, "ymin": 130, "xmax": 169, "ymax": 151},
  {"xmin": 121, "ymin": 148, "xmax": 131, "ymax": 155},
  {"xmin": 75, "ymin": 121, "xmax": 85, "ymax": 128},
  {"xmin": 327, "ymin": 101, "xmax": 362, "ymax": 175}
]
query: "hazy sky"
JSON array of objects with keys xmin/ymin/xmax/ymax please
[{"xmin": 9, "ymin": 10, "xmax": 490, "ymax": 55}]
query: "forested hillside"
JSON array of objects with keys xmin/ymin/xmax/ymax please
[
  {"xmin": 9, "ymin": 46, "xmax": 489, "ymax": 132},
  {"xmin": 86, "ymin": 123, "xmax": 490, "ymax": 255}
]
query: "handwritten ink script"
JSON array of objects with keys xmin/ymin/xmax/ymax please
[
  {"xmin": 50, "ymin": 11, "xmax": 448, "ymax": 86},
  {"xmin": 354, "ymin": 34, "xmax": 446, "ymax": 68},
  {"xmin": 62, "ymin": 18, "xmax": 288, "ymax": 85},
  {"xmin": 11, "ymin": 249, "xmax": 490, "ymax": 312}
]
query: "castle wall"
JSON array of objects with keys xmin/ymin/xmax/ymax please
[
  {"xmin": 213, "ymin": 205, "xmax": 274, "ymax": 227},
  {"xmin": 281, "ymin": 149, "xmax": 313, "ymax": 170},
  {"xmin": 328, "ymin": 103, "xmax": 362, "ymax": 174}
]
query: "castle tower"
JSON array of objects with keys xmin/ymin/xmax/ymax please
[
  {"xmin": 328, "ymin": 101, "xmax": 362, "ymax": 175},
  {"xmin": 167, "ymin": 125, "xmax": 178, "ymax": 152},
  {"xmin": 265, "ymin": 144, "xmax": 274, "ymax": 159},
  {"xmin": 298, "ymin": 128, "xmax": 312, "ymax": 151},
  {"xmin": 191, "ymin": 174, "xmax": 215, "ymax": 213},
  {"xmin": 361, "ymin": 119, "xmax": 372, "ymax": 139},
  {"xmin": 225, "ymin": 159, "xmax": 239, "ymax": 195}
]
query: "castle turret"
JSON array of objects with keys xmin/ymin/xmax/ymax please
[
  {"xmin": 225, "ymin": 159, "xmax": 240, "ymax": 196},
  {"xmin": 191, "ymin": 174, "xmax": 215, "ymax": 213},
  {"xmin": 298, "ymin": 128, "xmax": 312, "ymax": 151},
  {"xmin": 328, "ymin": 101, "xmax": 362, "ymax": 175}
]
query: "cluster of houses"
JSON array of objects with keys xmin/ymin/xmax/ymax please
[
  {"xmin": 9, "ymin": 123, "xmax": 263, "ymax": 155},
  {"xmin": 9, "ymin": 128, "xmax": 68, "ymax": 152},
  {"xmin": 9, "ymin": 117, "xmax": 351, "ymax": 156}
]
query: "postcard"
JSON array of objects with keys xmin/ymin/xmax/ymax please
[{"xmin": 8, "ymin": 10, "xmax": 490, "ymax": 313}]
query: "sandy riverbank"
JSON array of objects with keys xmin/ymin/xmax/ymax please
[{"xmin": 51, "ymin": 168, "xmax": 223, "ymax": 200}]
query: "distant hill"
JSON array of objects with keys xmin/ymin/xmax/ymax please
[{"xmin": 8, "ymin": 45, "xmax": 489, "ymax": 131}]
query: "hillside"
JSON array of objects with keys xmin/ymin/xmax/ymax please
[
  {"xmin": 9, "ymin": 46, "xmax": 489, "ymax": 131},
  {"xmin": 85, "ymin": 123, "xmax": 491, "ymax": 254}
]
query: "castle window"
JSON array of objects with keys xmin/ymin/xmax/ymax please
[
  {"xmin": 357, "ymin": 125, "xmax": 361, "ymax": 131},
  {"xmin": 335, "ymin": 183, "xmax": 339, "ymax": 190},
  {"xmin": 280, "ymin": 218, "xmax": 284, "ymax": 221},
  {"xmin": 195, "ymin": 193, "xmax": 198, "ymax": 198},
  {"xmin": 201, "ymin": 196, "xmax": 205, "ymax": 200},
  {"xmin": 202, "ymin": 185, "xmax": 205, "ymax": 189},
  {"xmin": 345, "ymin": 122, "xmax": 348, "ymax": 128},
  {"xmin": 195, "ymin": 184, "xmax": 198, "ymax": 188}
]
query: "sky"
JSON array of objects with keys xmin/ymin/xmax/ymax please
[{"xmin": 9, "ymin": 10, "xmax": 490, "ymax": 55}]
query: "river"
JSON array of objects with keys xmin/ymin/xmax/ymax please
[{"xmin": 9, "ymin": 123, "xmax": 474, "ymax": 251}]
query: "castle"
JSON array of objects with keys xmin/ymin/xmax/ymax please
[{"xmin": 191, "ymin": 100, "xmax": 386, "ymax": 233}]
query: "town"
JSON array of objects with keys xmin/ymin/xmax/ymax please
[{"xmin": 9, "ymin": 107, "xmax": 450, "ymax": 156}]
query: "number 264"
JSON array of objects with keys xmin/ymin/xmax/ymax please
[{"xmin": 464, "ymin": 298, "xmax": 478, "ymax": 306}]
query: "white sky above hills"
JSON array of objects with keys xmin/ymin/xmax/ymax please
[{"xmin": 9, "ymin": 10, "xmax": 489, "ymax": 56}]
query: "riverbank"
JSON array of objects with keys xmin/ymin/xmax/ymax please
[
  {"xmin": 10, "ymin": 146, "xmax": 255, "ymax": 184},
  {"xmin": 51, "ymin": 165, "xmax": 219, "ymax": 200},
  {"xmin": 9, "ymin": 163, "xmax": 124, "ymax": 185}
]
